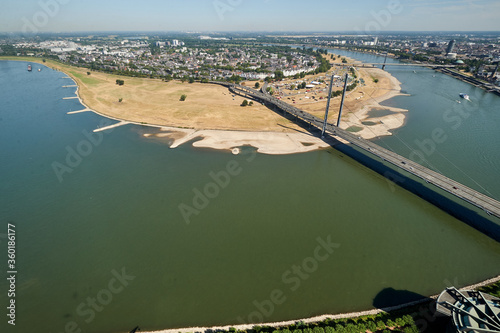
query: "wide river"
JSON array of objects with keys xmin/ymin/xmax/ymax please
[{"xmin": 1, "ymin": 52, "xmax": 499, "ymax": 333}]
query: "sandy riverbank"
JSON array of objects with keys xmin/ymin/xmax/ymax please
[{"xmin": 1, "ymin": 56, "xmax": 407, "ymax": 154}]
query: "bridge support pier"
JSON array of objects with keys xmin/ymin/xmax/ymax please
[
  {"xmin": 337, "ymin": 73, "xmax": 349, "ymax": 127},
  {"xmin": 322, "ymin": 74, "xmax": 335, "ymax": 138}
]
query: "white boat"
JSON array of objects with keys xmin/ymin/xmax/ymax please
[{"xmin": 459, "ymin": 93, "xmax": 470, "ymax": 100}]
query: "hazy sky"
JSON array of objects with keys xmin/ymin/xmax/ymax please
[{"xmin": 2, "ymin": 0, "xmax": 499, "ymax": 33}]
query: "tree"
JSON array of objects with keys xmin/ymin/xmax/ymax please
[
  {"xmin": 403, "ymin": 325, "xmax": 419, "ymax": 333},
  {"xmin": 334, "ymin": 324, "xmax": 345, "ymax": 333},
  {"xmin": 180, "ymin": 94, "xmax": 187, "ymax": 101},
  {"xmin": 118, "ymin": 98, "xmax": 123, "ymax": 103},
  {"xmin": 274, "ymin": 70, "xmax": 284, "ymax": 81},
  {"xmin": 386, "ymin": 319, "xmax": 397, "ymax": 328},
  {"xmin": 188, "ymin": 77, "xmax": 195, "ymax": 84},
  {"xmin": 402, "ymin": 315, "xmax": 415, "ymax": 326},
  {"xmin": 312, "ymin": 327, "xmax": 324, "ymax": 333},
  {"xmin": 254, "ymin": 82, "xmax": 260, "ymax": 89},
  {"xmin": 373, "ymin": 78, "xmax": 379, "ymax": 83},
  {"xmin": 241, "ymin": 100, "xmax": 249, "ymax": 107},
  {"xmin": 87, "ymin": 72, "xmax": 91, "ymax": 75},
  {"xmin": 116, "ymin": 79, "xmax": 124, "ymax": 86},
  {"xmin": 366, "ymin": 321, "xmax": 377, "ymax": 332}
]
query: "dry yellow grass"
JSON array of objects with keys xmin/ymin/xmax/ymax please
[
  {"xmin": 2, "ymin": 57, "xmax": 305, "ymax": 133},
  {"xmin": 2, "ymin": 57, "xmax": 403, "ymax": 139}
]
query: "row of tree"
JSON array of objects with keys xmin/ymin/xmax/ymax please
[{"xmin": 228, "ymin": 313, "xmax": 417, "ymax": 333}]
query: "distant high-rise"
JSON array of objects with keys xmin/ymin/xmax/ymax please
[{"xmin": 446, "ymin": 40, "xmax": 456, "ymax": 54}]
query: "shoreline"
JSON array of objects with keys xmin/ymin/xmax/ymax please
[
  {"xmin": 338, "ymin": 66, "xmax": 409, "ymax": 139},
  {"xmin": 139, "ymin": 274, "xmax": 500, "ymax": 333},
  {"xmin": 1, "ymin": 57, "xmax": 407, "ymax": 154}
]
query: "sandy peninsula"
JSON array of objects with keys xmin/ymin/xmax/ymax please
[{"xmin": 3, "ymin": 55, "xmax": 407, "ymax": 153}]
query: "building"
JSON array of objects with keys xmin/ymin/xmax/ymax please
[
  {"xmin": 446, "ymin": 40, "xmax": 456, "ymax": 55},
  {"xmin": 436, "ymin": 287, "xmax": 500, "ymax": 332}
]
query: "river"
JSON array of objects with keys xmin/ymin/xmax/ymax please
[{"xmin": 0, "ymin": 58, "xmax": 499, "ymax": 333}]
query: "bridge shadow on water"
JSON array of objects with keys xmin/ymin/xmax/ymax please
[
  {"xmin": 372, "ymin": 288, "xmax": 450, "ymax": 333},
  {"xmin": 238, "ymin": 85, "xmax": 500, "ymax": 244},
  {"xmin": 325, "ymin": 133, "xmax": 500, "ymax": 244}
]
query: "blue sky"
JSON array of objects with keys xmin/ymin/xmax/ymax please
[{"xmin": 1, "ymin": 0, "xmax": 499, "ymax": 33}]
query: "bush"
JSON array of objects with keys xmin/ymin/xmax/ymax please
[
  {"xmin": 249, "ymin": 101, "xmax": 254, "ymax": 106},
  {"xmin": 116, "ymin": 79, "xmax": 124, "ymax": 86},
  {"xmin": 118, "ymin": 98, "xmax": 123, "ymax": 103},
  {"xmin": 255, "ymin": 82, "xmax": 260, "ymax": 89},
  {"xmin": 180, "ymin": 94, "xmax": 187, "ymax": 101},
  {"xmin": 87, "ymin": 72, "xmax": 91, "ymax": 75},
  {"xmin": 241, "ymin": 100, "xmax": 249, "ymax": 107}
]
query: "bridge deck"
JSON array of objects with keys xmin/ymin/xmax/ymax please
[
  {"xmin": 216, "ymin": 82, "xmax": 500, "ymax": 219},
  {"xmin": 333, "ymin": 63, "xmax": 456, "ymax": 67}
]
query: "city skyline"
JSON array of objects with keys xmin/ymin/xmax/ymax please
[{"xmin": 1, "ymin": 0, "xmax": 500, "ymax": 34}]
